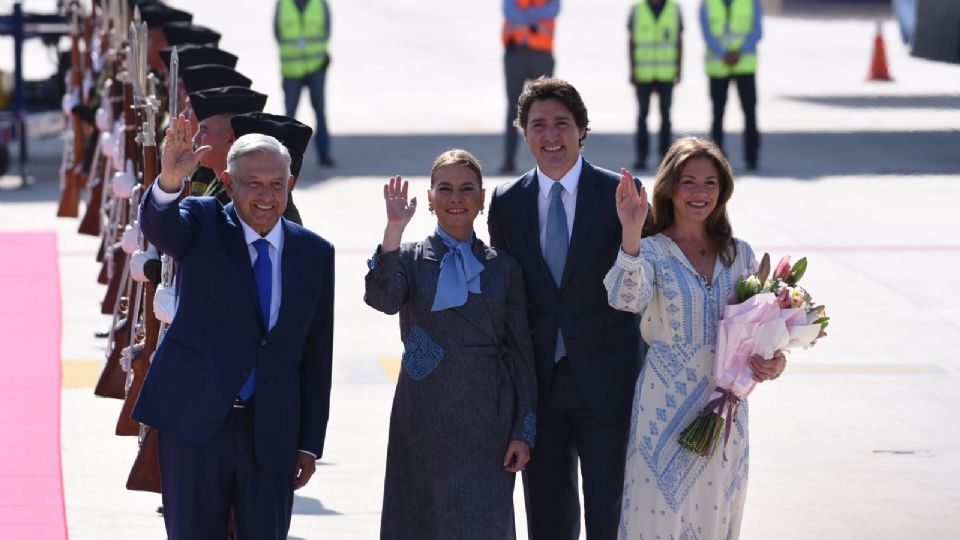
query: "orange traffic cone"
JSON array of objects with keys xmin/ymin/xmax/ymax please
[{"xmin": 868, "ymin": 21, "xmax": 893, "ymax": 81}]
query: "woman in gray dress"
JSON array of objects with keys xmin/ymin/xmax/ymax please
[{"xmin": 364, "ymin": 149, "xmax": 538, "ymax": 540}]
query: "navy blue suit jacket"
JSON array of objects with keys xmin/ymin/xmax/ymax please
[
  {"xmin": 488, "ymin": 159, "xmax": 641, "ymax": 425},
  {"xmin": 133, "ymin": 187, "xmax": 334, "ymax": 474}
]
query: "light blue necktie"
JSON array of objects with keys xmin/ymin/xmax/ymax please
[
  {"xmin": 431, "ymin": 228, "xmax": 484, "ymax": 312},
  {"xmin": 544, "ymin": 182, "xmax": 568, "ymax": 362},
  {"xmin": 239, "ymin": 238, "xmax": 271, "ymax": 400}
]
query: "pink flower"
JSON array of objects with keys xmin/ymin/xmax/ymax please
[
  {"xmin": 774, "ymin": 255, "xmax": 792, "ymax": 280},
  {"xmin": 777, "ymin": 287, "xmax": 792, "ymax": 308}
]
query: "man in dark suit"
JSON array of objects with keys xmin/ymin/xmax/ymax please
[
  {"xmin": 134, "ymin": 115, "xmax": 335, "ymax": 539},
  {"xmin": 488, "ymin": 77, "xmax": 642, "ymax": 540}
]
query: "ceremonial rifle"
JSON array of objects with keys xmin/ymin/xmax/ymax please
[
  {"xmin": 95, "ymin": 186, "xmax": 140, "ymax": 399},
  {"xmin": 100, "ymin": 11, "xmax": 138, "ymax": 315},
  {"xmin": 57, "ymin": 0, "xmax": 86, "ymax": 217},
  {"xmin": 118, "ymin": 19, "xmax": 161, "ymax": 436}
]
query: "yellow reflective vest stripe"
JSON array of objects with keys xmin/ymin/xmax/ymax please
[
  {"xmin": 278, "ymin": 0, "xmax": 328, "ymax": 79},
  {"xmin": 704, "ymin": 0, "xmax": 757, "ymax": 77},
  {"xmin": 632, "ymin": 1, "xmax": 680, "ymax": 83}
]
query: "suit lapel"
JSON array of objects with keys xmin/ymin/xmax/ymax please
[
  {"xmin": 562, "ymin": 160, "xmax": 602, "ymax": 286},
  {"xmin": 222, "ymin": 204, "xmax": 263, "ymax": 321}
]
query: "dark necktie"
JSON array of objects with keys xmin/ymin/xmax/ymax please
[
  {"xmin": 238, "ymin": 238, "xmax": 271, "ymax": 400},
  {"xmin": 544, "ymin": 182, "xmax": 568, "ymax": 361}
]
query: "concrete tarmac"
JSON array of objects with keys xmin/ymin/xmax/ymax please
[{"xmin": 1, "ymin": 0, "xmax": 958, "ymax": 538}]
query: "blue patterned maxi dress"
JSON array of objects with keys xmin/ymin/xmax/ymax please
[{"xmin": 604, "ymin": 233, "xmax": 758, "ymax": 540}]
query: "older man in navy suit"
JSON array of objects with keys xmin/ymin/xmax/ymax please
[
  {"xmin": 135, "ymin": 115, "xmax": 334, "ymax": 539},
  {"xmin": 488, "ymin": 77, "xmax": 642, "ymax": 540}
]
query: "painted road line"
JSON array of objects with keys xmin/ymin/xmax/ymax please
[
  {"xmin": 62, "ymin": 359, "xmax": 103, "ymax": 388},
  {"xmin": 378, "ymin": 356, "xmax": 401, "ymax": 384}
]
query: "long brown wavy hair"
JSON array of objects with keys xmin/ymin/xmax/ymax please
[{"xmin": 647, "ymin": 136, "xmax": 737, "ymax": 266}]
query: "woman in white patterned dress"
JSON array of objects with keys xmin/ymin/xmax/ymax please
[{"xmin": 604, "ymin": 137, "xmax": 786, "ymax": 539}]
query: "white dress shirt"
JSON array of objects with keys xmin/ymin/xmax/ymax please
[{"xmin": 536, "ymin": 155, "xmax": 582, "ymax": 253}]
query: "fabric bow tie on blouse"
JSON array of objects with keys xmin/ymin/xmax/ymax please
[{"xmin": 431, "ymin": 227, "xmax": 484, "ymax": 312}]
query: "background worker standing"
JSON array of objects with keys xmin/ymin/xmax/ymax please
[
  {"xmin": 499, "ymin": 0, "xmax": 560, "ymax": 174},
  {"xmin": 700, "ymin": 0, "xmax": 763, "ymax": 170},
  {"xmin": 629, "ymin": 0, "xmax": 682, "ymax": 170},
  {"xmin": 275, "ymin": 0, "xmax": 334, "ymax": 167}
]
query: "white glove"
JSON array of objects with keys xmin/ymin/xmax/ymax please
[
  {"xmin": 111, "ymin": 121, "xmax": 125, "ymax": 170},
  {"xmin": 154, "ymin": 283, "xmax": 176, "ymax": 323},
  {"xmin": 121, "ymin": 223, "xmax": 139, "ymax": 255},
  {"xmin": 120, "ymin": 346, "xmax": 134, "ymax": 374},
  {"xmin": 112, "ymin": 160, "xmax": 136, "ymax": 198},
  {"xmin": 61, "ymin": 91, "xmax": 78, "ymax": 115},
  {"xmin": 130, "ymin": 245, "xmax": 159, "ymax": 282},
  {"xmin": 100, "ymin": 129, "xmax": 115, "ymax": 158},
  {"xmin": 95, "ymin": 105, "xmax": 112, "ymax": 132}
]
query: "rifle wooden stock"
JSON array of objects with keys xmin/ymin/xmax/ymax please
[
  {"xmin": 116, "ymin": 283, "xmax": 159, "ymax": 436},
  {"xmin": 95, "ymin": 283, "xmax": 131, "ymax": 399},
  {"xmin": 56, "ymin": 166, "xmax": 82, "ymax": 217},
  {"xmin": 100, "ymin": 245, "xmax": 126, "ymax": 314},
  {"xmin": 78, "ymin": 168, "xmax": 104, "ymax": 235},
  {"xmin": 126, "ymin": 427, "xmax": 161, "ymax": 493}
]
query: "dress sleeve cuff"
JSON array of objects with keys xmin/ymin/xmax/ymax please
[
  {"xmin": 616, "ymin": 247, "xmax": 643, "ymax": 272},
  {"xmin": 298, "ymin": 449, "xmax": 318, "ymax": 459}
]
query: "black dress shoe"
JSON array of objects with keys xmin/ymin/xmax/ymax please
[
  {"xmin": 497, "ymin": 161, "xmax": 515, "ymax": 174},
  {"xmin": 319, "ymin": 155, "xmax": 336, "ymax": 167},
  {"xmin": 745, "ymin": 159, "xmax": 758, "ymax": 171},
  {"xmin": 633, "ymin": 159, "xmax": 646, "ymax": 170}
]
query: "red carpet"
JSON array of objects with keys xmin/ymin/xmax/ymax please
[{"xmin": 0, "ymin": 232, "xmax": 67, "ymax": 539}]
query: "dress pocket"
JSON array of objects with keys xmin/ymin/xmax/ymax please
[{"xmin": 401, "ymin": 325, "xmax": 444, "ymax": 381}]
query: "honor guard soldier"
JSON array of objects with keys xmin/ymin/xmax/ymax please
[{"xmin": 187, "ymin": 86, "xmax": 268, "ymax": 202}]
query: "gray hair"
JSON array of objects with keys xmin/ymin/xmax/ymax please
[{"xmin": 225, "ymin": 133, "xmax": 292, "ymax": 179}]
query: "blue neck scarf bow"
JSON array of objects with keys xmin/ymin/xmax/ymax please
[{"xmin": 431, "ymin": 227, "xmax": 484, "ymax": 312}]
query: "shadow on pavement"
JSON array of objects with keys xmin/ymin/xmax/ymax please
[
  {"xmin": 297, "ymin": 129, "xmax": 960, "ymax": 184},
  {"xmin": 783, "ymin": 94, "xmax": 960, "ymax": 109},
  {"xmin": 2, "ymin": 128, "xmax": 957, "ymax": 207},
  {"xmin": 292, "ymin": 494, "xmax": 341, "ymax": 516}
]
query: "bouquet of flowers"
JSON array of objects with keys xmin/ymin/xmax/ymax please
[{"xmin": 678, "ymin": 253, "xmax": 829, "ymax": 459}]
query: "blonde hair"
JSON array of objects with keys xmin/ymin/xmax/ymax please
[{"xmin": 430, "ymin": 149, "xmax": 482, "ymax": 187}]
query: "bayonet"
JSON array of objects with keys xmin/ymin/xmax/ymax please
[{"xmin": 168, "ymin": 47, "xmax": 179, "ymax": 119}]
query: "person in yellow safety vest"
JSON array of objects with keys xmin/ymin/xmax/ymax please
[
  {"xmin": 274, "ymin": 0, "xmax": 334, "ymax": 167},
  {"xmin": 499, "ymin": 0, "xmax": 560, "ymax": 174},
  {"xmin": 700, "ymin": 0, "xmax": 763, "ymax": 170},
  {"xmin": 628, "ymin": 0, "xmax": 683, "ymax": 170}
]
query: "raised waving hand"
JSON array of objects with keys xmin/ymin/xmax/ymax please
[
  {"xmin": 381, "ymin": 176, "xmax": 417, "ymax": 253},
  {"xmin": 616, "ymin": 168, "xmax": 648, "ymax": 257}
]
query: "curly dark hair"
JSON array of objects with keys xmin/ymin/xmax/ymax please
[{"xmin": 513, "ymin": 77, "xmax": 590, "ymax": 147}]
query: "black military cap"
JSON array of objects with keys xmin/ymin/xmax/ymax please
[
  {"xmin": 140, "ymin": 5, "xmax": 192, "ymax": 28},
  {"xmin": 190, "ymin": 86, "xmax": 267, "ymax": 122},
  {"xmin": 181, "ymin": 65, "xmax": 252, "ymax": 94},
  {"xmin": 159, "ymin": 45, "xmax": 238, "ymax": 72},
  {"xmin": 231, "ymin": 113, "xmax": 314, "ymax": 178},
  {"xmin": 162, "ymin": 22, "xmax": 220, "ymax": 47}
]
